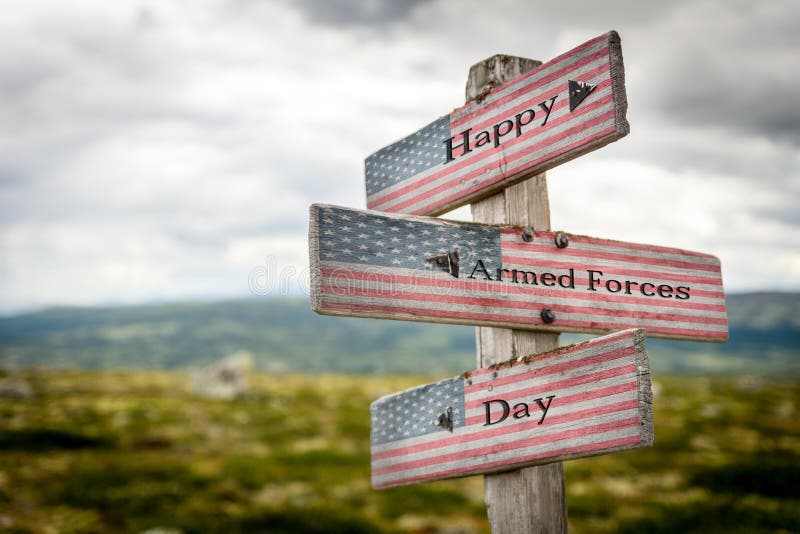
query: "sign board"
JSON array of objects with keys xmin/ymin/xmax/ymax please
[
  {"xmin": 365, "ymin": 31, "xmax": 628, "ymax": 216},
  {"xmin": 370, "ymin": 328, "xmax": 652, "ymax": 489},
  {"xmin": 309, "ymin": 204, "xmax": 729, "ymax": 342}
]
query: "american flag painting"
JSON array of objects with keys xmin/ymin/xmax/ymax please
[
  {"xmin": 309, "ymin": 204, "xmax": 729, "ymax": 343},
  {"xmin": 365, "ymin": 31, "xmax": 629, "ymax": 216},
  {"xmin": 370, "ymin": 328, "xmax": 653, "ymax": 489}
]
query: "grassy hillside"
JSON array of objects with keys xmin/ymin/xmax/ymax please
[
  {"xmin": 0, "ymin": 369, "xmax": 797, "ymax": 533},
  {"xmin": 0, "ymin": 293, "xmax": 798, "ymax": 375}
]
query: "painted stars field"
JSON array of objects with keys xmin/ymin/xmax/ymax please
[{"xmin": 0, "ymin": 369, "xmax": 797, "ymax": 533}]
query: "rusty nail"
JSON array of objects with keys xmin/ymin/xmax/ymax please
[
  {"xmin": 540, "ymin": 308, "xmax": 556, "ymax": 324},
  {"xmin": 434, "ymin": 406, "xmax": 454, "ymax": 432},
  {"xmin": 521, "ymin": 226, "xmax": 534, "ymax": 242}
]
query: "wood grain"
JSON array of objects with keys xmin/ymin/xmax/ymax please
[{"xmin": 308, "ymin": 203, "xmax": 729, "ymax": 343}]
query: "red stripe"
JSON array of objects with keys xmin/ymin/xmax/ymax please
[
  {"xmin": 468, "ymin": 381, "xmax": 639, "ymax": 426},
  {"xmin": 463, "ymin": 346, "xmax": 635, "ymax": 398},
  {"xmin": 467, "ymin": 329, "xmax": 633, "ymax": 379},
  {"xmin": 373, "ymin": 433, "xmax": 640, "ymax": 488},
  {"xmin": 372, "ymin": 416, "xmax": 640, "ymax": 476},
  {"xmin": 450, "ymin": 35, "xmax": 609, "ymax": 128},
  {"xmin": 318, "ymin": 267, "xmax": 727, "ymax": 312},
  {"xmin": 501, "ymin": 257, "xmax": 724, "ymax": 290},
  {"xmin": 320, "ymin": 300, "xmax": 729, "ymax": 341},
  {"xmin": 502, "ymin": 242, "xmax": 721, "ymax": 273},
  {"xmin": 500, "ymin": 228, "xmax": 719, "ymax": 260},
  {"xmin": 386, "ymin": 101, "xmax": 616, "ymax": 213},
  {"xmin": 372, "ymin": 378, "xmax": 638, "ymax": 462},
  {"xmin": 451, "ymin": 58, "xmax": 611, "ymax": 139},
  {"xmin": 319, "ymin": 284, "xmax": 728, "ymax": 326},
  {"xmin": 370, "ymin": 91, "xmax": 614, "ymax": 210},
  {"xmin": 407, "ymin": 121, "xmax": 619, "ymax": 215}
]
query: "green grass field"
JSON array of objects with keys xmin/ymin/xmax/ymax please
[{"xmin": 0, "ymin": 369, "xmax": 797, "ymax": 533}]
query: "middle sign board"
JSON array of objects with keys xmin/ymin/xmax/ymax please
[{"xmin": 309, "ymin": 204, "xmax": 728, "ymax": 342}]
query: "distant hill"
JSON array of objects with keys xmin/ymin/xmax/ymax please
[{"xmin": 0, "ymin": 293, "xmax": 797, "ymax": 376}]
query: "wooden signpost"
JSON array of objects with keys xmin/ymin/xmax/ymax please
[
  {"xmin": 365, "ymin": 31, "xmax": 628, "ymax": 216},
  {"xmin": 305, "ymin": 30, "xmax": 728, "ymax": 533},
  {"xmin": 309, "ymin": 204, "xmax": 728, "ymax": 343},
  {"xmin": 370, "ymin": 328, "xmax": 653, "ymax": 489}
]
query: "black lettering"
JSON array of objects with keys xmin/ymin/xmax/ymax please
[
  {"xmin": 606, "ymin": 279, "xmax": 622, "ymax": 293},
  {"xmin": 513, "ymin": 270, "xmax": 538, "ymax": 285},
  {"xmin": 675, "ymin": 286, "xmax": 691, "ymax": 300},
  {"xmin": 515, "ymin": 109, "xmax": 535, "ymax": 137},
  {"xmin": 538, "ymin": 96, "xmax": 558, "ymax": 126},
  {"xmin": 474, "ymin": 130, "xmax": 491, "ymax": 148},
  {"xmin": 540, "ymin": 272, "xmax": 556, "ymax": 286},
  {"xmin": 493, "ymin": 120, "xmax": 514, "ymax": 147},
  {"xmin": 513, "ymin": 402, "xmax": 531, "ymax": 419},
  {"xmin": 468, "ymin": 259, "xmax": 494, "ymax": 280},
  {"xmin": 587, "ymin": 270, "xmax": 603, "ymax": 291},
  {"xmin": 443, "ymin": 128, "xmax": 471, "ymax": 163},
  {"xmin": 658, "ymin": 284, "xmax": 674, "ymax": 298},
  {"xmin": 534, "ymin": 395, "xmax": 556, "ymax": 425},
  {"xmin": 640, "ymin": 282, "xmax": 656, "ymax": 296},
  {"xmin": 624, "ymin": 280, "xmax": 638, "ymax": 295},
  {"xmin": 558, "ymin": 268, "xmax": 575, "ymax": 289},
  {"xmin": 483, "ymin": 399, "xmax": 510, "ymax": 426}
]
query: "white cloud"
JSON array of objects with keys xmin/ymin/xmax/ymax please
[{"xmin": 1, "ymin": 0, "xmax": 798, "ymax": 313}]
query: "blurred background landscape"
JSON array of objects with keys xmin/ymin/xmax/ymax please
[
  {"xmin": 0, "ymin": 293, "xmax": 798, "ymax": 533},
  {"xmin": 2, "ymin": 0, "xmax": 798, "ymax": 532}
]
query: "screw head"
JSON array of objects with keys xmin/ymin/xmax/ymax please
[
  {"xmin": 554, "ymin": 232, "xmax": 569, "ymax": 249},
  {"xmin": 521, "ymin": 227, "xmax": 535, "ymax": 242},
  {"xmin": 540, "ymin": 308, "xmax": 556, "ymax": 324}
]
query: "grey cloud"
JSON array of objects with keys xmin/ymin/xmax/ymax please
[
  {"xmin": 638, "ymin": 2, "xmax": 800, "ymax": 144},
  {"xmin": 289, "ymin": 0, "xmax": 431, "ymax": 30}
]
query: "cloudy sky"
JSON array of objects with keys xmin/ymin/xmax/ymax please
[{"xmin": 2, "ymin": 0, "xmax": 798, "ymax": 313}]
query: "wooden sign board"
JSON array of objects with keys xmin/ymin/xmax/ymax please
[
  {"xmin": 370, "ymin": 328, "xmax": 653, "ymax": 489},
  {"xmin": 365, "ymin": 31, "xmax": 629, "ymax": 216},
  {"xmin": 309, "ymin": 204, "xmax": 729, "ymax": 342}
]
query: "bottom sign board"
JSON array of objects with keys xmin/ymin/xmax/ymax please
[{"xmin": 370, "ymin": 328, "xmax": 653, "ymax": 489}]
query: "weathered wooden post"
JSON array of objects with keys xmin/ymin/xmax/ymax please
[{"xmin": 467, "ymin": 54, "xmax": 567, "ymax": 533}]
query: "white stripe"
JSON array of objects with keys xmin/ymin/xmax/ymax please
[
  {"xmin": 318, "ymin": 293, "xmax": 729, "ymax": 333},
  {"xmin": 373, "ymin": 392, "xmax": 638, "ymax": 470},
  {"xmin": 372, "ymin": 418, "xmax": 640, "ymax": 486},
  {"xmin": 392, "ymin": 112, "xmax": 616, "ymax": 214},
  {"xmin": 450, "ymin": 38, "xmax": 610, "ymax": 123},
  {"xmin": 366, "ymin": 58, "xmax": 612, "ymax": 205},
  {"xmin": 370, "ymin": 369, "xmax": 638, "ymax": 455},
  {"xmin": 370, "ymin": 87, "xmax": 615, "ymax": 212},
  {"xmin": 318, "ymin": 268, "xmax": 727, "ymax": 320}
]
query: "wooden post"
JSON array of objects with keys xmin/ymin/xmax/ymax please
[{"xmin": 467, "ymin": 55, "xmax": 568, "ymax": 534}]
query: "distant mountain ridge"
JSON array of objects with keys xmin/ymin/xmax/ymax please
[{"xmin": 0, "ymin": 293, "xmax": 797, "ymax": 376}]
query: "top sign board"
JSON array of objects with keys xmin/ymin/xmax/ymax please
[{"xmin": 365, "ymin": 31, "xmax": 629, "ymax": 216}]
